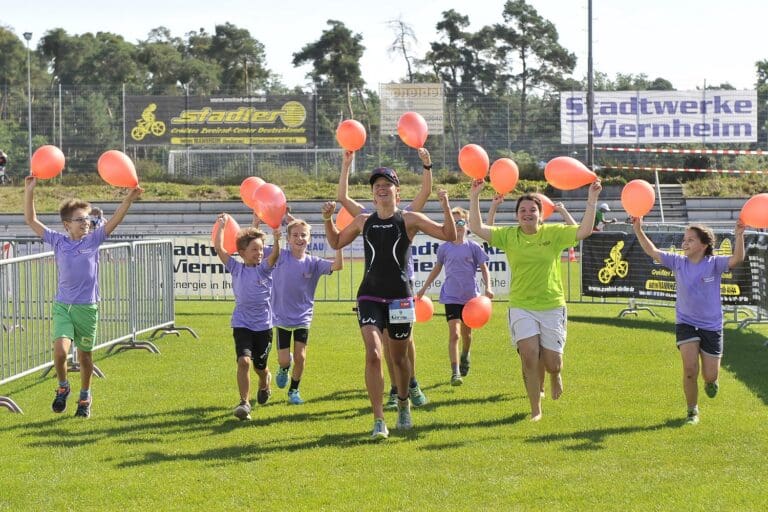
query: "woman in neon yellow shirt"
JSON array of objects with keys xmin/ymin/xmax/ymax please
[{"xmin": 468, "ymin": 179, "xmax": 602, "ymax": 421}]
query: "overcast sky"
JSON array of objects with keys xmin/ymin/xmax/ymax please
[{"xmin": 3, "ymin": 0, "xmax": 765, "ymax": 90}]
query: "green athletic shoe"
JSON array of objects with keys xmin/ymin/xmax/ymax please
[
  {"xmin": 371, "ymin": 418, "xmax": 389, "ymax": 440},
  {"xmin": 385, "ymin": 390, "xmax": 398, "ymax": 410},
  {"xmin": 409, "ymin": 385, "xmax": 428, "ymax": 407},
  {"xmin": 459, "ymin": 353, "xmax": 470, "ymax": 377},
  {"xmin": 704, "ymin": 381, "xmax": 719, "ymax": 398},
  {"xmin": 396, "ymin": 401, "xmax": 413, "ymax": 430}
]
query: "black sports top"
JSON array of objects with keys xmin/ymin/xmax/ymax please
[{"xmin": 357, "ymin": 210, "xmax": 412, "ymax": 300}]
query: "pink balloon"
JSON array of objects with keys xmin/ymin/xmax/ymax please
[
  {"xmin": 97, "ymin": 150, "xmax": 139, "ymax": 188},
  {"xmin": 336, "ymin": 120, "xmax": 367, "ymax": 151},
  {"xmin": 740, "ymin": 193, "xmax": 768, "ymax": 228},
  {"xmin": 240, "ymin": 177, "xmax": 265, "ymax": 209},
  {"xmin": 544, "ymin": 156, "xmax": 597, "ymax": 190},
  {"xmin": 621, "ymin": 180, "xmax": 656, "ymax": 217},
  {"xmin": 534, "ymin": 193, "xmax": 555, "ymax": 220},
  {"xmin": 458, "ymin": 144, "xmax": 489, "ymax": 180},
  {"xmin": 397, "ymin": 112, "xmax": 428, "ymax": 148},
  {"xmin": 31, "ymin": 145, "xmax": 65, "ymax": 179},
  {"xmin": 461, "ymin": 296, "xmax": 492, "ymax": 329},
  {"xmin": 336, "ymin": 207, "xmax": 354, "ymax": 230},
  {"xmin": 414, "ymin": 296, "xmax": 434, "ymax": 323},
  {"xmin": 489, "ymin": 158, "xmax": 519, "ymax": 195},
  {"xmin": 211, "ymin": 217, "xmax": 241, "ymax": 254},
  {"xmin": 252, "ymin": 183, "xmax": 287, "ymax": 229}
]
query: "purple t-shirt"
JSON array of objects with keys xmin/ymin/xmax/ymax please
[
  {"xmin": 225, "ymin": 258, "xmax": 274, "ymax": 331},
  {"xmin": 437, "ymin": 239, "xmax": 489, "ymax": 305},
  {"xmin": 43, "ymin": 226, "xmax": 107, "ymax": 304},
  {"xmin": 658, "ymin": 252, "xmax": 731, "ymax": 330},
  {"xmin": 271, "ymin": 250, "xmax": 333, "ymax": 327}
]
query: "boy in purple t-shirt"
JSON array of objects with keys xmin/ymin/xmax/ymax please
[
  {"xmin": 24, "ymin": 176, "xmax": 142, "ymax": 418},
  {"xmin": 271, "ymin": 219, "xmax": 343, "ymax": 405},
  {"xmin": 633, "ymin": 217, "xmax": 745, "ymax": 425},
  {"xmin": 417, "ymin": 207, "xmax": 493, "ymax": 385},
  {"xmin": 214, "ymin": 214, "xmax": 281, "ymax": 421}
]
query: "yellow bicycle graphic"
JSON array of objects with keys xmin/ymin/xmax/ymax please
[
  {"xmin": 598, "ymin": 240, "xmax": 629, "ymax": 284},
  {"xmin": 131, "ymin": 103, "xmax": 166, "ymax": 141}
]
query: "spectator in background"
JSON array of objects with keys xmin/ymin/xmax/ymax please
[
  {"xmin": 0, "ymin": 150, "xmax": 8, "ymax": 185},
  {"xmin": 90, "ymin": 207, "xmax": 107, "ymax": 229},
  {"xmin": 593, "ymin": 203, "xmax": 615, "ymax": 231}
]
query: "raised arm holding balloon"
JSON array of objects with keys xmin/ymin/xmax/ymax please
[
  {"xmin": 468, "ymin": 177, "xmax": 601, "ymax": 422},
  {"xmin": 631, "ymin": 216, "xmax": 744, "ymax": 426}
]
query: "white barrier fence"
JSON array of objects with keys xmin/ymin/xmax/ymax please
[{"xmin": 0, "ymin": 240, "xmax": 196, "ymax": 414}]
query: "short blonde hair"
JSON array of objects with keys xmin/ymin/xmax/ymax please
[
  {"xmin": 451, "ymin": 207, "xmax": 468, "ymax": 219},
  {"xmin": 286, "ymin": 219, "xmax": 311, "ymax": 237}
]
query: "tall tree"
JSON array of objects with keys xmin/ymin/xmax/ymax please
[
  {"xmin": 292, "ymin": 20, "xmax": 366, "ymax": 118},
  {"xmin": 208, "ymin": 23, "xmax": 270, "ymax": 93},
  {"xmin": 386, "ymin": 17, "xmax": 418, "ymax": 83},
  {"xmin": 494, "ymin": 0, "xmax": 576, "ymax": 139}
]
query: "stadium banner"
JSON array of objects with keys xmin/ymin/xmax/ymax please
[
  {"xmin": 581, "ymin": 232, "xmax": 758, "ymax": 305},
  {"xmin": 125, "ymin": 95, "xmax": 314, "ymax": 146},
  {"xmin": 560, "ymin": 90, "xmax": 757, "ymax": 144},
  {"xmin": 169, "ymin": 232, "xmax": 508, "ymax": 298},
  {"xmin": 380, "ymin": 83, "xmax": 444, "ymax": 135}
]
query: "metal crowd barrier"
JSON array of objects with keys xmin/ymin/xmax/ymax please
[{"xmin": 1, "ymin": 239, "xmax": 196, "ymax": 414}]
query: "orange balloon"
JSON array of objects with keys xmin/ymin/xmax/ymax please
[
  {"xmin": 621, "ymin": 180, "xmax": 656, "ymax": 217},
  {"xmin": 461, "ymin": 296, "xmax": 492, "ymax": 329},
  {"xmin": 489, "ymin": 158, "xmax": 519, "ymax": 195},
  {"xmin": 534, "ymin": 193, "xmax": 555, "ymax": 220},
  {"xmin": 740, "ymin": 193, "xmax": 768, "ymax": 228},
  {"xmin": 336, "ymin": 120, "xmax": 367, "ymax": 151},
  {"xmin": 211, "ymin": 217, "xmax": 241, "ymax": 254},
  {"xmin": 397, "ymin": 112, "xmax": 428, "ymax": 148},
  {"xmin": 544, "ymin": 156, "xmax": 597, "ymax": 190},
  {"xmin": 240, "ymin": 177, "xmax": 265, "ymax": 209},
  {"xmin": 414, "ymin": 296, "xmax": 434, "ymax": 323},
  {"xmin": 253, "ymin": 183, "xmax": 287, "ymax": 229},
  {"xmin": 336, "ymin": 206, "xmax": 355, "ymax": 230},
  {"xmin": 97, "ymin": 150, "xmax": 139, "ymax": 188},
  {"xmin": 30, "ymin": 145, "xmax": 65, "ymax": 179},
  {"xmin": 458, "ymin": 144, "xmax": 490, "ymax": 180}
]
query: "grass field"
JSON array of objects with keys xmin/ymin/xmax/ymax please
[{"xmin": 1, "ymin": 300, "xmax": 767, "ymax": 511}]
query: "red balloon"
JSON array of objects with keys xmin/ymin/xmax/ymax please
[
  {"xmin": 414, "ymin": 296, "xmax": 434, "ymax": 323},
  {"xmin": 336, "ymin": 120, "xmax": 367, "ymax": 151},
  {"xmin": 240, "ymin": 177, "xmax": 265, "ymax": 209},
  {"xmin": 211, "ymin": 217, "xmax": 241, "ymax": 254},
  {"xmin": 97, "ymin": 150, "xmax": 139, "ymax": 188},
  {"xmin": 461, "ymin": 296, "xmax": 492, "ymax": 329},
  {"xmin": 336, "ymin": 206, "xmax": 354, "ymax": 230},
  {"xmin": 252, "ymin": 183, "xmax": 287, "ymax": 229},
  {"xmin": 397, "ymin": 112, "xmax": 428, "ymax": 148},
  {"xmin": 621, "ymin": 180, "xmax": 656, "ymax": 217},
  {"xmin": 544, "ymin": 156, "xmax": 597, "ymax": 190},
  {"xmin": 30, "ymin": 145, "xmax": 65, "ymax": 179},
  {"xmin": 534, "ymin": 193, "xmax": 555, "ymax": 220},
  {"xmin": 458, "ymin": 144, "xmax": 490, "ymax": 180},
  {"xmin": 740, "ymin": 193, "xmax": 768, "ymax": 228},
  {"xmin": 489, "ymin": 158, "xmax": 519, "ymax": 195}
]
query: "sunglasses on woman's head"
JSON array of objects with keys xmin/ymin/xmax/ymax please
[{"xmin": 455, "ymin": 219, "xmax": 466, "ymax": 227}]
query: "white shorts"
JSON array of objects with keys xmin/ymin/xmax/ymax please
[{"xmin": 507, "ymin": 307, "xmax": 567, "ymax": 354}]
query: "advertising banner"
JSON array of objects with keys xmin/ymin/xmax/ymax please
[
  {"xmin": 125, "ymin": 95, "xmax": 314, "ymax": 146},
  {"xmin": 581, "ymin": 232, "xmax": 757, "ymax": 305},
  {"xmin": 561, "ymin": 90, "xmax": 757, "ymax": 144},
  {"xmin": 380, "ymin": 83, "xmax": 444, "ymax": 135}
]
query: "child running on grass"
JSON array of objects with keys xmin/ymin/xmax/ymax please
[
  {"xmin": 214, "ymin": 213, "xmax": 281, "ymax": 421},
  {"xmin": 416, "ymin": 207, "xmax": 493, "ymax": 385},
  {"xmin": 271, "ymin": 219, "xmax": 343, "ymax": 404},
  {"xmin": 632, "ymin": 217, "xmax": 745, "ymax": 425},
  {"xmin": 24, "ymin": 175, "xmax": 142, "ymax": 418}
]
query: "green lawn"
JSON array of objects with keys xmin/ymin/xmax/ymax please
[{"xmin": 1, "ymin": 301, "xmax": 767, "ymax": 511}]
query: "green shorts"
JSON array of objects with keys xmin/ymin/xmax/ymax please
[{"xmin": 52, "ymin": 301, "xmax": 99, "ymax": 352}]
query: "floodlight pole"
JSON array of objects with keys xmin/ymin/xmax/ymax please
[
  {"xmin": 586, "ymin": 1, "xmax": 594, "ymax": 170},
  {"xmin": 24, "ymin": 32, "xmax": 33, "ymax": 166}
]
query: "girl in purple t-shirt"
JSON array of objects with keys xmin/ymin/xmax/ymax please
[
  {"xmin": 271, "ymin": 219, "xmax": 343, "ymax": 405},
  {"xmin": 632, "ymin": 217, "xmax": 745, "ymax": 425},
  {"xmin": 417, "ymin": 207, "xmax": 493, "ymax": 386},
  {"xmin": 214, "ymin": 213, "xmax": 281, "ymax": 421}
]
